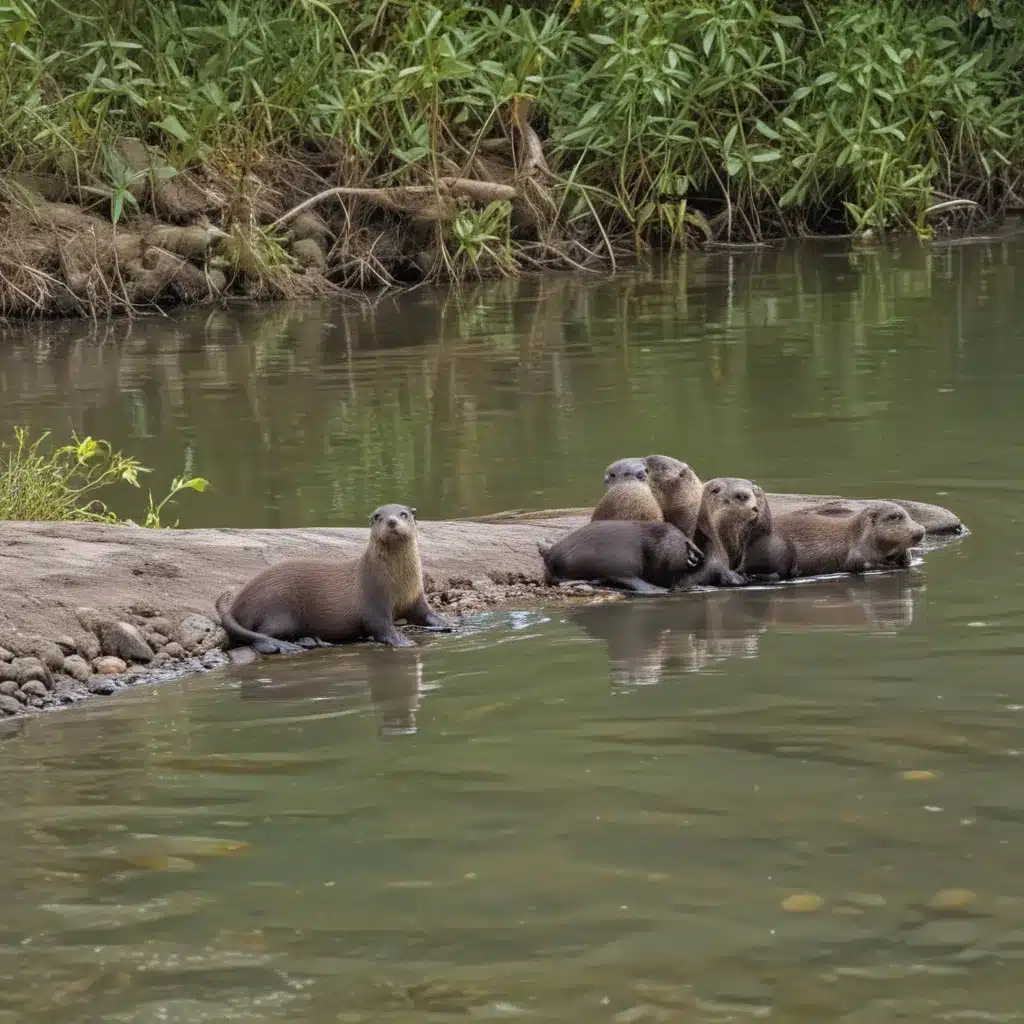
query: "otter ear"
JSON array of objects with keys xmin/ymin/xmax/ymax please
[{"xmin": 410, "ymin": 507, "xmax": 417, "ymax": 519}]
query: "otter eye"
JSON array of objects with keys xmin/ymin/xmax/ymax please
[
  {"xmin": 371, "ymin": 513, "xmax": 381, "ymax": 523},
  {"xmin": 888, "ymin": 512, "xmax": 902, "ymax": 522},
  {"xmin": 710, "ymin": 486, "xmax": 722, "ymax": 495},
  {"xmin": 400, "ymin": 511, "xmax": 409, "ymax": 519}
]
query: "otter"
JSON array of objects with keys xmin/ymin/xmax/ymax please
[
  {"xmin": 643, "ymin": 454, "xmax": 704, "ymax": 536},
  {"xmin": 216, "ymin": 503, "xmax": 453, "ymax": 655},
  {"xmin": 742, "ymin": 484, "xmax": 798, "ymax": 581},
  {"xmin": 537, "ymin": 520, "xmax": 703, "ymax": 595},
  {"xmin": 592, "ymin": 457, "xmax": 664, "ymax": 523},
  {"xmin": 752, "ymin": 500, "xmax": 925, "ymax": 578},
  {"xmin": 684, "ymin": 477, "xmax": 761, "ymax": 588}
]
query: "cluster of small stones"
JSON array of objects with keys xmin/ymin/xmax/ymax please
[
  {"xmin": 0, "ymin": 603, "xmax": 230, "ymax": 718},
  {"xmin": 0, "ymin": 577, "xmax": 609, "ymax": 719}
]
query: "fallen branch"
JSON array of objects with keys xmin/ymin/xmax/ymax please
[{"xmin": 270, "ymin": 178, "xmax": 520, "ymax": 231}]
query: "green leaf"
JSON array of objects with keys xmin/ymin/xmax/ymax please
[
  {"xmin": 750, "ymin": 149, "xmax": 782, "ymax": 163},
  {"xmin": 814, "ymin": 71, "xmax": 838, "ymax": 86},
  {"xmin": 181, "ymin": 477, "xmax": 209, "ymax": 493},
  {"xmin": 725, "ymin": 154, "xmax": 743, "ymax": 176},
  {"xmin": 755, "ymin": 119, "xmax": 781, "ymax": 141},
  {"xmin": 723, "ymin": 123, "xmax": 738, "ymax": 153},
  {"xmin": 156, "ymin": 115, "xmax": 190, "ymax": 143},
  {"xmin": 588, "ymin": 34, "xmax": 616, "ymax": 45},
  {"xmin": 790, "ymin": 86, "xmax": 811, "ymax": 101}
]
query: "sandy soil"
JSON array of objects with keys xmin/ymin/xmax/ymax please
[{"xmin": 0, "ymin": 492, "xmax": 965, "ymax": 720}]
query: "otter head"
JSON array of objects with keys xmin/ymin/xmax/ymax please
[
  {"xmin": 695, "ymin": 477, "xmax": 759, "ymax": 562},
  {"xmin": 603, "ymin": 457, "xmax": 647, "ymax": 488},
  {"xmin": 704, "ymin": 478, "xmax": 759, "ymax": 521},
  {"xmin": 370, "ymin": 503, "xmax": 417, "ymax": 545},
  {"xmin": 865, "ymin": 501, "xmax": 925, "ymax": 557},
  {"xmin": 643, "ymin": 454, "xmax": 697, "ymax": 491}
]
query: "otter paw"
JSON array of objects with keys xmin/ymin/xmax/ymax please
[
  {"xmin": 253, "ymin": 639, "xmax": 306, "ymax": 656},
  {"xmin": 720, "ymin": 570, "xmax": 749, "ymax": 587}
]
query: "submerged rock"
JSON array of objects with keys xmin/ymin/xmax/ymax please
[{"xmin": 87, "ymin": 676, "xmax": 119, "ymax": 696}]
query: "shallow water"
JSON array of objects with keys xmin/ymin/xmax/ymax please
[{"xmin": 1, "ymin": 241, "xmax": 1024, "ymax": 1021}]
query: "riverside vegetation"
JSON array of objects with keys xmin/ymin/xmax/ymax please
[{"xmin": 0, "ymin": 0, "xmax": 1023, "ymax": 319}]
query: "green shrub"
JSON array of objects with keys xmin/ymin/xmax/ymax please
[{"xmin": 0, "ymin": 427, "xmax": 207, "ymax": 526}]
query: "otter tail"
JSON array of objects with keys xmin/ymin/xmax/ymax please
[
  {"xmin": 536, "ymin": 539, "xmax": 553, "ymax": 559},
  {"xmin": 215, "ymin": 590, "xmax": 304, "ymax": 656},
  {"xmin": 536, "ymin": 539, "xmax": 559, "ymax": 586}
]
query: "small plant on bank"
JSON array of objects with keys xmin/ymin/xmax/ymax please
[{"xmin": 0, "ymin": 428, "xmax": 208, "ymax": 526}]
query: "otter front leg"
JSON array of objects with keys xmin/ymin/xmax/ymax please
[{"xmin": 404, "ymin": 593, "xmax": 454, "ymax": 632}]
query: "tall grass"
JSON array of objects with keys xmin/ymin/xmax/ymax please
[{"xmin": 1, "ymin": 0, "xmax": 1023, "ymax": 244}]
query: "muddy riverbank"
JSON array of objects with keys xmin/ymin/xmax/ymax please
[{"xmin": 0, "ymin": 493, "xmax": 965, "ymax": 719}]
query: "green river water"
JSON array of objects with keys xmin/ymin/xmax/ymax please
[{"xmin": 0, "ymin": 241, "xmax": 1021, "ymax": 1021}]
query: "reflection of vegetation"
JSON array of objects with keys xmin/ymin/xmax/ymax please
[
  {"xmin": 0, "ymin": 428, "xmax": 207, "ymax": 526},
  {"xmin": 0, "ymin": 240, "xmax": 1015, "ymax": 528}
]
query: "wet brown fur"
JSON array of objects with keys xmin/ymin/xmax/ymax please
[
  {"xmin": 687, "ymin": 477, "xmax": 760, "ymax": 587},
  {"xmin": 742, "ymin": 484, "xmax": 798, "ymax": 580},
  {"xmin": 537, "ymin": 520, "xmax": 703, "ymax": 595},
  {"xmin": 643, "ymin": 454, "xmax": 704, "ymax": 536},
  {"xmin": 592, "ymin": 458, "xmax": 664, "ymax": 523},
  {"xmin": 756, "ymin": 500, "xmax": 926, "ymax": 577},
  {"xmin": 215, "ymin": 503, "xmax": 451, "ymax": 654}
]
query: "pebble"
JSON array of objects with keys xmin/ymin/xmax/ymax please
[
  {"xmin": 54, "ymin": 635, "xmax": 78, "ymax": 655},
  {"xmin": 927, "ymin": 888, "xmax": 978, "ymax": 912},
  {"xmin": 20, "ymin": 680, "xmax": 47, "ymax": 700},
  {"xmin": 0, "ymin": 663, "xmax": 19, "ymax": 683},
  {"xmin": 161, "ymin": 642, "xmax": 186, "ymax": 660},
  {"xmin": 86, "ymin": 676, "xmax": 118, "ymax": 696},
  {"xmin": 0, "ymin": 694, "xmax": 25, "ymax": 715},
  {"xmin": 13, "ymin": 657, "xmax": 53, "ymax": 689},
  {"xmin": 0, "ymin": 647, "xmax": 12, "ymax": 662},
  {"xmin": 782, "ymin": 892, "xmax": 825, "ymax": 912},
  {"xmin": 92, "ymin": 656, "xmax": 128, "ymax": 676},
  {"xmin": 0, "ymin": 681, "xmax": 19, "ymax": 697},
  {"xmin": 75, "ymin": 632, "xmax": 100, "ymax": 662},
  {"xmin": 100, "ymin": 621, "xmax": 154, "ymax": 663},
  {"xmin": 177, "ymin": 613, "xmax": 224, "ymax": 655},
  {"xmin": 62, "ymin": 655, "xmax": 92, "ymax": 682}
]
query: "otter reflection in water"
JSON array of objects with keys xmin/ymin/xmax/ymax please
[
  {"xmin": 569, "ymin": 571, "xmax": 922, "ymax": 689},
  {"xmin": 239, "ymin": 645, "xmax": 425, "ymax": 736}
]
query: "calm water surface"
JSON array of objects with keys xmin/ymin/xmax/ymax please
[{"xmin": 0, "ymin": 242, "xmax": 1023, "ymax": 1021}]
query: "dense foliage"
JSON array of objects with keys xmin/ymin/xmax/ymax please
[{"xmin": 2, "ymin": 0, "xmax": 1024, "ymax": 242}]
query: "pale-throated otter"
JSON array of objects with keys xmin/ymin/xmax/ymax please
[
  {"xmin": 537, "ymin": 520, "xmax": 703, "ymax": 595},
  {"xmin": 216, "ymin": 503, "xmax": 452, "ymax": 654},
  {"xmin": 684, "ymin": 477, "xmax": 760, "ymax": 588},
  {"xmin": 592, "ymin": 457, "xmax": 664, "ymax": 523},
  {"xmin": 744, "ymin": 499, "xmax": 925, "ymax": 578},
  {"xmin": 643, "ymin": 454, "xmax": 704, "ymax": 536}
]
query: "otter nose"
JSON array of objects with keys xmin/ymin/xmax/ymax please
[
  {"xmin": 912, "ymin": 525, "xmax": 925, "ymax": 544},
  {"xmin": 387, "ymin": 515, "xmax": 399, "ymax": 528}
]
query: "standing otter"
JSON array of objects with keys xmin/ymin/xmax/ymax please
[
  {"xmin": 592, "ymin": 457, "xmax": 664, "ymax": 523},
  {"xmin": 643, "ymin": 454, "xmax": 704, "ymax": 536},
  {"xmin": 537, "ymin": 520, "xmax": 703, "ymax": 595},
  {"xmin": 685, "ymin": 477, "xmax": 761, "ymax": 588},
  {"xmin": 216, "ymin": 503, "xmax": 452, "ymax": 655},
  {"xmin": 748, "ymin": 500, "xmax": 925, "ymax": 578}
]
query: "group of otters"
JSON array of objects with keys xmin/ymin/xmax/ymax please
[{"xmin": 215, "ymin": 455, "xmax": 926, "ymax": 657}]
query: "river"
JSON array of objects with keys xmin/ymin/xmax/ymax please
[{"xmin": 0, "ymin": 240, "xmax": 1021, "ymax": 1021}]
